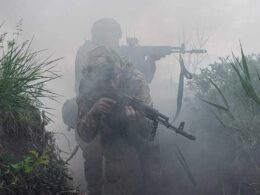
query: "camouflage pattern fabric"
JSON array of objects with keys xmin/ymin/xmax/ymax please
[{"xmin": 77, "ymin": 47, "xmax": 161, "ymax": 195}]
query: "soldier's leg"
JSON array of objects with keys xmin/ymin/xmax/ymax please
[
  {"xmin": 102, "ymin": 141, "xmax": 123, "ymax": 195},
  {"xmin": 139, "ymin": 137, "xmax": 162, "ymax": 195},
  {"xmin": 102, "ymin": 138, "xmax": 144, "ymax": 195},
  {"xmin": 76, "ymin": 132, "xmax": 103, "ymax": 195}
]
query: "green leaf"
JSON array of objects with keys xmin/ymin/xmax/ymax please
[
  {"xmin": 254, "ymin": 67, "xmax": 260, "ymax": 81},
  {"xmin": 23, "ymin": 165, "xmax": 33, "ymax": 173},
  {"xmin": 207, "ymin": 77, "xmax": 230, "ymax": 109},
  {"xmin": 200, "ymin": 97, "xmax": 229, "ymax": 112},
  {"xmin": 9, "ymin": 163, "xmax": 22, "ymax": 172},
  {"xmin": 240, "ymin": 43, "xmax": 250, "ymax": 80},
  {"xmin": 29, "ymin": 150, "xmax": 39, "ymax": 158}
]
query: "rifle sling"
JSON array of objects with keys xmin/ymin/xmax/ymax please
[{"xmin": 172, "ymin": 54, "xmax": 192, "ymax": 122}]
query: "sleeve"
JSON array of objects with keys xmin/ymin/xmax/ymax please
[
  {"xmin": 131, "ymin": 69, "xmax": 153, "ymax": 106},
  {"xmin": 75, "ymin": 41, "xmax": 92, "ymax": 93},
  {"xmin": 76, "ymin": 93, "xmax": 100, "ymax": 143}
]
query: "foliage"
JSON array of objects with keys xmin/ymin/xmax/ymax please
[
  {"xmin": 0, "ymin": 25, "xmax": 76, "ymax": 194},
  {"xmin": 0, "ymin": 146, "xmax": 73, "ymax": 194},
  {"xmin": 189, "ymin": 49, "xmax": 260, "ymax": 148},
  {"xmin": 188, "ymin": 47, "xmax": 260, "ymax": 194},
  {"xmin": 0, "ymin": 31, "xmax": 60, "ymax": 126},
  {"xmin": 2, "ymin": 150, "xmax": 49, "ymax": 174}
]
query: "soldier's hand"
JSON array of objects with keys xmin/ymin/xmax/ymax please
[
  {"xmin": 90, "ymin": 97, "xmax": 116, "ymax": 115},
  {"xmin": 125, "ymin": 105, "xmax": 140, "ymax": 120}
]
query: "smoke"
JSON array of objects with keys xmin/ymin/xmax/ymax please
[{"xmin": 1, "ymin": 0, "xmax": 260, "ymax": 193}]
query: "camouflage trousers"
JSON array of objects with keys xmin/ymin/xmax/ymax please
[{"xmin": 76, "ymin": 131, "xmax": 161, "ymax": 195}]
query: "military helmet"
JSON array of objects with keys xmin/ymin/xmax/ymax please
[{"xmin": 91, "ymin": 18, "xmax": 122, "ymax": 40}]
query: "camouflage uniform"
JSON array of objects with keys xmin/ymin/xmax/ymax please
[
  {"xmin": 71, "ymin": 19, "xmax": 122, "ymax": 195},
  {"xmin": 77, "ymin": 47, "xmax": 161, "ymax": 195}
]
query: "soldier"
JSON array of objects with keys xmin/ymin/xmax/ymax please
[
  {"xmin": 75, "ymin": 18, "xmax": 166, "ymax": 92},
  {"xmin": 62, "ymin": 18, "xmax": 162, "ymax": 195},
  {"xmin": 61, "ymin": 19, "xmax": 122, "ymax": 194},
  {"xmin": 77, "ymin": 46, "xmax": 161, "ymax": 195},
  {"xmin": 73, "ymin": 18, "xmax": 122, "ymax": 195},
  {"xmin": 63, "ymin": 18, "xmax": 165, "ymax": 129}
]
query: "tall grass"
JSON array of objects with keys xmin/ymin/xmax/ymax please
[
  {"xmin": 190, "ymin": 46, "xmax": 260, "ymax": 142},
  {"xmin": 0, "ymin": 32, "xmax": 60, "ymax": 124},
  {"xmin": 189, "ymin": 46, "xmax": 260, "ymax": 193},
  {"xmin": 0, "ymin": 27, "xmax": 74, "ymax": 194}
]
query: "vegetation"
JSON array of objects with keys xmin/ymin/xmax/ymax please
[
  {"xmin": 189, "ymin": 47, "xmax": 260, "ymax": 194},
  {"xmin": 0, "ymin": 138, "xmax": 73, "ymax": 194},
  {"xmin": 0, "ymin": 36, "xmax": 60, "ymax": 126},
  {"xmin": 0, "ymin": 27, "xmax": 76, "ymax": 194}
]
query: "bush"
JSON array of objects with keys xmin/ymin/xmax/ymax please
[
  {"xmin": 0, "ymin": 33, "xmax": 60, "ymax": 127},
  {"xmin": 188, "ymin": 47, "xmax": 260, "ymax": 194},
  {"xmin": 0, "ymin": 27, "xmax": 76, "ymax": 194}
]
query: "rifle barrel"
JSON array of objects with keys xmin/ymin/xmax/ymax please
[
  {"xmin": 158, "ymin": 118, "xmax": 196, "ymax": 140},
  {"xmin": 171, "ymin": 48, "xmax": 207, "ymax": 54}
]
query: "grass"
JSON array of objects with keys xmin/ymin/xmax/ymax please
[
  {"xmin": 0, "ymin": 32, "xmax": 61, "ymax": 124},
  {"xmin": 230, "ymin": 46, "xmax": 260, "ymax": 106},
  {"xmin": 194, "ymin": 45, "xmax": 260, "ymax": 122},
  {"xmin": 0, "ymin": 26, "xmax": 74, "ymax": 194},
  {"xmin": 189, "ymin": 45, "xmax": 260, "ymax": 194}
]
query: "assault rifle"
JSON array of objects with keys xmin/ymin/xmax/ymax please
[
  {"xmin": 120, "ymin": 37, "xmax": 207, "ymax": 58},
  {"xmin": 120, "ymin": 37, "xmax": 207, "ymax": 122},
  {"xmin": 78, "ymin": 66, "xmax": 196, "ymax": 141},
  {"xmin": 115, "ymin": 91, "xmax": 196, "ymax": 141}
]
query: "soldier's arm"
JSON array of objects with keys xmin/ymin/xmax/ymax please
[
  {"xmin": 132, "ymin": 69, "xmax": 152, "ymax": 106},
  {"xmin": 75, "ymin": 41, "xmax": 92, "ymax": 93}
]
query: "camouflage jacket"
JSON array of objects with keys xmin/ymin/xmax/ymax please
[
  {"xmin": 77, "ymin": 66, "xmax": 155, "ymax": 195},
  {"xmin": 77, "ymin": 66, "xmax": 153, "ymax": 144}
]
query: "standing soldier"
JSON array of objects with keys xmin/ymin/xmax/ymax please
[
  {"xmin": 63, "ymin": 19, "xmax": 123, "ymax": 194},
  {"xmin": 77, "ymin": 46, "xmax": 161, "ymax": 195},
  {"xmin": 62, "ymin": 18, "xmax": 162, "ymax": 195}
]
